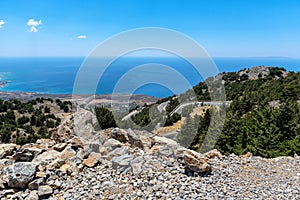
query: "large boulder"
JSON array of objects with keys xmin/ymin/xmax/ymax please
[
  {"xmin": 0, "ymin": 144, "xmax": 17, "ymax": 159},
  {"xmin": 6, "ymin": 162, "xmax": 36, "ymax": 189},
  {"xmin": 183, "ymin": 150, "xmax": 211, "ymax": 173}
]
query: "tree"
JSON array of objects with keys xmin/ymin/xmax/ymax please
[
  {"xmin": 44, "ymin": 106, "xmax": 50, "ymax": 113},
  {"xmin": 176, "ymin": 116, "xmax": 197, "ymax": 148},
  {"xmin": 95, "ymin": 107, "xmax": 117, "ymax": 129}
]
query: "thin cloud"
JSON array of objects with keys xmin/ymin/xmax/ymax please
[
  {"xmin": 27, "ymin": 19, "xmax": 42, "ymax": 32},
  {"xmin": 0, "ymin": 20, "xmax": 5, "ymax": 28},
  {"xmin": 77, "ymin": 35, "xmax": 87, "ymax": 39}
]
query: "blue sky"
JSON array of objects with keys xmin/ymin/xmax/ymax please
[{"xmin": 0, "ymin": 0, "xmax": 299, "ymax": 57}]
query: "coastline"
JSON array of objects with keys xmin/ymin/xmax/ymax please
[{"xmin": 0, "ymin": 90, "xmax": 159, "ymax": 105}]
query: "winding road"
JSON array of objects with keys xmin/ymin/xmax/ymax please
[{"xmin": 121, "ymin": 101, "xmax": 231, "ymax": 122}]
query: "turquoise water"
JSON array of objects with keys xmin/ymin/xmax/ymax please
[{"xmin": 0, "ymin": 57, "xmax": 299, "ymax": 97}]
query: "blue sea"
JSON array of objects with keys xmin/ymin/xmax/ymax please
[{"xmin": 0, "ymin": 56, "xmax": 299, "ymax": 97}]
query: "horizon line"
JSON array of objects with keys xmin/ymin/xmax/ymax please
[{"xmin": 0, "ymin": 55, "xmax": 299, "ymax": 59}]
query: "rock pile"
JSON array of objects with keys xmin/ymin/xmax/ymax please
[{"xmin": 0, "ymin": 127, "xmax": 299, "ymax": 199}]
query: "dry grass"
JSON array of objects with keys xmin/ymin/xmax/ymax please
[
  {"xmin": 190, "ymin": 106, "xmax": 210, "ymax": 118},
  {"xmin": 155, "ymin": 119, "xmax": 185, "ymax": 135},
  {"xmin": 156, "ymin": 106, "xmax": 210, "ymax": 135}
]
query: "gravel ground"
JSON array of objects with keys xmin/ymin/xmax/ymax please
[{"xmin": 47, "ymin": 154, "xmax": 300, "ymax": 200}]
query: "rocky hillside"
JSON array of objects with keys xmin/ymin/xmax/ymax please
[
  {"xmin": 0, "ymin": 66, "xmax": 299, "ymax": 199},
  {"xmin": 0, "ymin": 125, "xmax": 299, "ymax": 199}
]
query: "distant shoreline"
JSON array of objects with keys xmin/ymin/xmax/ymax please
[{"xmin": 0, "ymin": 90, "xmax": 159, "ymax": 105}]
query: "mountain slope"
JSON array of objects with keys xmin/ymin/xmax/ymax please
[{"xmin": 180, "ymin": 66, "xmax": 300, "ymax": 157}]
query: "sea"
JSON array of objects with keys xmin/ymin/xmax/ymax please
[{"xmin": 0, "ymin": 56, "xmax": 299, "ymax": 98}]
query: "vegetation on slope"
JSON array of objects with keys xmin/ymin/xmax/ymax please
[
  {"xmin": 177, "ymin": 67, "xmax": 300, "ymax": 158},
  {"xmin": 0, "ymin": 98, "xmax": 71, "ymax": 145}
]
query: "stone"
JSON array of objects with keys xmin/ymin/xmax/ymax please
[
  {"xmin": 1, "ymin": 189, "xmax": 16, "ymax": 196},
  {"xmin": 47, "ymin": 159, "xmax": 65, "ymax": 170},
  {"xmin": 0, "ymin": 144, "xmax": 17, "ymax": 159},
  {"xmin": 84, "ymin": 143, "xmax": 101, "ymax": 156},
  {"xmin": 28, "ymin": 178, "xmax": 44, "ymax": 190},
  {"xmin": 66, "ymin": 163, "xmax": 79, "ymax": 176},
  {"xmin": 158, "ymin": 144, "xmax": 175, "ymax": 157},
  {"xmin": 69, "ymin": 137, "xmax": 85, "ymax": 149},
  {"xmin": 108, "ymin": 146, "xmax": 130, "ymax": 158},
  {"xmin": 0, "ymin": 159, "xmax": 14, "ymax": 180},
  {"xmin": 25, "ymin": 190, "xmax": 39, "ymax": 200},
  {"xmin": 32, "ymin": 150, "xmax": 61, "ymax": 166},
  {"xmin": 103, "ymin": 138, "xmax": 123, "ymax": 152},
  {"xmin": 13, "ymin": 147, "xmax": 42, "ymax": 162},
  {"xmin": 183, "ymin": 150, "xmax": 211, "ymax": 173},
  {"xmin": 101, "ymin": 181, "xmax": 114, "ymax": 188},
  {"xmin": 139, "ymin": 135, "xmax": 153, "ymax": 151},
  {"xmin": 127, "ymin": 129, "xmax": 143, "ymax": 149},
  {"xmin": 111, "ymin": 154, "xmax": 134, "ymax": 170},
  {"xmin": 110, "ymin": 128, "xmax": 128, "ymax": 143},
  {"xmin": 38, "ymin": 185, "xmax": 53, "ymax": 197},
  {"xmin": 60, "ymin": 163, "xmax": 70, "ymax": 172},
  {"xmin": 204, "ymin": 149, "xmax": 222, "ymax": 160},
  {"xmin": 174, "ymin": 146, "xmax": 187, "ymax": 159},
  {"xmin": 294, "ymin": 153, "xmax": 298, "ymax": 158},
  {"xmin": 50, "ymin": 180, "xmax": 62, "ymax": 189},
  {"xmin": 0, "ymin": 180, "xmax": 6, "ymax": 189},
  {"xmin": 99, "ymin": 146, "xmax": 108, "ymax": 155},
  {"xmin": 6, "ymin": 162, "xmax": 37, "ymax": 189},
  {"xmin": 153, "ymin": 136, "xmax": 177, "ymax": 146},
  {"xmin": 83, "ymin": 155, "xmax": 98, "ymax": 168},
  {"xmin": 35, "ymin": 171, "xmax": 47, "ymax": 179},
  {"xmin": 149, "ymin": 145, "xmax": 160, "ymax": 154},
  {"xmin": 36, "ymin": 139, "xmax": 56, "ymax": 149},
  {"xmin": 240, "ymin": 152, "xmax": 252, "ymax": 158},
  {"xmin": 60, "ymin": 146, "xmax": 76, "ymax": 160},
  {"xmin": 53, "ymin": 143, "xmax": 67, "ymax": 152},
  {"xmin": 130, "ymin": 156, "xmax": 145, "ymax": 174}
]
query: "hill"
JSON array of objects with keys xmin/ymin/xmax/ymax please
[{"xmin": 180, "ymin": 66, "xmax": 300, "ymax": 157}]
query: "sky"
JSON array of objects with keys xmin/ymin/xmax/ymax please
[{"xmin": 0, "ymin": 0, "xmax": 299, "ymax": 57}]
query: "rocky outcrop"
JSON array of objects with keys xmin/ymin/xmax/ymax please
[
  {"xmin": 6, "ymin": 162, "xmax": 36, "ymax": 189},
  {"xmin": 0, "ymin": 126, "xmax": 298, "ymax": 199}
]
